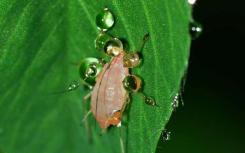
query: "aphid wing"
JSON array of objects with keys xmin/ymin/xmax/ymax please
[
  {"xmin": 103, "ymin": 56, "xmax": 129, "ymax": 115},
  {"xmin": 91, "ymin": 65, "xmax": 108, "ymax": 128}
]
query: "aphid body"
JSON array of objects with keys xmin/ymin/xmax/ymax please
[{"xmin": 91, "ymin": 49, "xmax": 129, "ymax": 129}]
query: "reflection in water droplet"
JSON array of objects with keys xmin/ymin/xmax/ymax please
[
  {"xmin": 85, "ymin": 64, "xmax": 97, "ymax": 78},
  {"xmin": 161, "ymin": 129, "xmax": 171, "ymax": 141},
  {"xmin": 96, "ymin": 8, "xmax": 115, "ymax": 31},
  {"xmin": 79, "ymin": 58, "xmax": 103, "ymax": 85},
  {"xmin": 105, "ymin": 38, "xmax": 123, "ymax": 56},
  {"xmin": 95, "ymin": 33, "xmax": 123, "ymax": 56},
  {"xmin": 188, "ymin": 0, "xmax": 197, "ymax": 5},
  {"xmin": 189, "ymin": 21, "xmax": 203, "ymax": 40},
  {"xmin": 123, "ymin": 75, "xmax": 141, "ymax": 92}
]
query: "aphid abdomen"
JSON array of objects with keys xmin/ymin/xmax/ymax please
[{"xmin": 91, "ymin": 53, "xmax": 129, "ymax": 128}]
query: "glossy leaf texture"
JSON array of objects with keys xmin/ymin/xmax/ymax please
[{"xmin": 0, "ymin": 0, "xmax": 191, "ymax": 153}]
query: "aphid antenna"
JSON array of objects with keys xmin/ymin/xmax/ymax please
[
  {"xmin": 82, "ymin": 111, "xmax": 93, "ymax": 144},
  {"xmin": 138, "ymin": 33, "xmax": 150, "ymax": 52}
]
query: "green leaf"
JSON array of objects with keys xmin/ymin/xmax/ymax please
[{"xmin": 0, "ymin": 0, "xmax": 191, "ymax": 153}]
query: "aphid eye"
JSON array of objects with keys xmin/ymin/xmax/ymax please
[
  {"xmin": 123, "ymin": 53, "xmax": 141, "ymax": 68},
  {"xmin": 79, "ymin": 58, "xmax": 103, "ymax": 85},
  {"xmin": 123, "ymin": 75, "xmax": 142, "ymax": 92},
  {"xmin": 95, "ymin": 33, "xmax": 123, "ymax": 56}
]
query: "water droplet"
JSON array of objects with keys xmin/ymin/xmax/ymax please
[
  {"xmin": 95, "ymin": 33, "xmax": 123, "ymax": 56},
  {"xmin": 188, "ymin": 0, "xmax": 197, "ymax": 5},
  {"xmin": 96, "ymin": 8, "xmax": 115, "ymax": 31},
  {"xmin": 123, "ymin": 53, "xmax": 141, "ymax": 68},
  {"xmin": 189, "ymin": 21, "xmax": 203, "ymax": 39},
  {"xmin": 172, "ymin": 93, "xmax": 180, "ymax": 110},
  {"xmin": 79, "ymin": 58, "xmax": 103, "ymax": 85},
  {"xmin": 95, "ymin": 33, "xmax": 112, "ymax": 51},
  {"xmin": 161, "ymin": 129, "xmax": 171, "ymax": 141},
  {"xmin": 105, "ymin": 38, "xmax": 123, "ymax": 56},
  {"xmin": 123, "ymin": 75, "xmax": 141, "ymax": 92},
  {"xmin": 144, "ymin": 96, "xmax": 156, "ymax": 106},
  {"xmin": 85, "ymin": 64, "xmax": 97, "ymax": 78}
]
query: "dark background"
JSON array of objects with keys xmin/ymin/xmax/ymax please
[{"xmin": 157, "ymin": 0, "xmax": 245, "ymax": 152}]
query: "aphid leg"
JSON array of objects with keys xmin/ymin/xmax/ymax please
[
  {"xmin": 82, "ymin": 110, "xmax": 92, "ymax": 122},
  {"xmin": 81, "ymin": 92, "xmax": 93, "ymax": 143},
  {"xmin": 81, "ymin": 92, "xmax": 92, "ymax": 124},
  {"xmin": 83, "ymin": 91, "xmax": 92, "ymax": 101},
  {"xmin": 138, "ymin": 33, "xmax": 150, "ymax": 52},
  {"xmin": 119, "ymin": 127, "xmax": 125, "ymax": 153}
]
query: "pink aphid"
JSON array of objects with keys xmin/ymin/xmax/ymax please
[{"xmin": 91, "ymin": 51, "xmax": 129, "ymax": 129}]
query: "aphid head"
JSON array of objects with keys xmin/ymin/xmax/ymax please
[
  {"xmin": 79, "ymin": 58, "xmax": 103, "ymax": 85},
  {"xmin": 123, "ymin": 75, "xmax": 142, "ymax": 92},
  {"xmin": 95, "ymin": 33, "xmax": 123, "ymax": 57}
]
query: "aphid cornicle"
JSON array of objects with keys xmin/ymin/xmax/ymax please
[{"xmin": 67, "ymin": 8, "xmax": 156, "ymax": 129}]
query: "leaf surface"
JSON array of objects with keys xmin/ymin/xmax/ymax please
[{"xmin": 0, "ymin": 0, "xmax": 191, "ymax": 153}]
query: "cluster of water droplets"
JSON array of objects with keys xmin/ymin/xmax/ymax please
[
  {"xmin": 160, "ymin": 0, "xmax": 202, "ymax": 143},
  {"xmin": 95, "ymin": 8, "xmax": 124, "ymax": 57},
  {"xmin": 171, "ymin": 93, "xmax": 180, "ymax": 110},
  {"xmin": 78, "ymin": 8, "xmax": 120, "ymax": 86},
  {"xmin": 161, "ymin": 129, "xmax": 171, "ymax": 141}
]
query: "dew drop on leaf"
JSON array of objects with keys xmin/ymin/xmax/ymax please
[
  {"xmin": 161, "ymin": 129, "xmax": 171, "ymax": 141},
  {"xmin": 123, "ymin": 53, "xmax": 141, "ymax": 68},
  {"xmin": 95, "ymin": 33, "xmax": 113, "ymax": 51},
  {"xmin": 189, "ymin": 21, "xmax": 203, "ymax": 39},
  {"xmin": 96, "ymin": 8, "xmax": 115, "ymax": 31},
  {"xmin": 188, "ymin": 0, "xmax": 197, "ymax": 5},
  {"xmin": 79, "ymin": 58, "xmax": 103, "ymax": 85},
  {"xmin": 171, "ymin": 93, "xmax": 179, "ymax": 110},
  {"xmin": 95, "ymin": 33, "xmax": 123, "ymax": 56}
]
